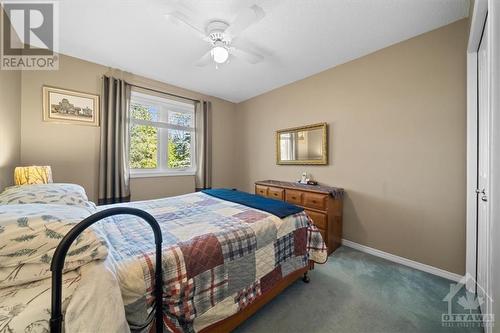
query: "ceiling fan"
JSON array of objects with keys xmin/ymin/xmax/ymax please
[{"xmin": 165, "ymin": 5, "xmax": 266, "ymax": 68}]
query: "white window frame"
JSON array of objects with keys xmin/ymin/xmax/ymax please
[{"xmin": 129, "ymin": 91, "xmax": 196, "ymax": 178}]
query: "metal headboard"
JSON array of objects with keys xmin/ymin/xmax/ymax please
[{"xmin": 50, "ymin": 207, "xmax": 163, "ymax": 333}]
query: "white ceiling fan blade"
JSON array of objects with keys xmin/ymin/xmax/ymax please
[
  {"xmin": 225, "ymin": 5, "xmax": 265, "ymax": 39},
  {"xmin": 195, "ymin": 50, "xmax": 212, "ymax": 67},
  {"xmin": 165, "ymin": 11, "xmax": 207, "ymax": 40},
  {"xmin": 232, "ymin": 47, "xmax": 264, "ymax": 64}
]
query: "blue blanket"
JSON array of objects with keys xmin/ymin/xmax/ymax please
[{"xmin": 201, "ymin": 188, "xmax": 304, "ymax": 218}]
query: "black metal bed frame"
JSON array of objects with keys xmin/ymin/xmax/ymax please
[{"xmin": 49, "ymin": 207, "xmax": 164, "ymax": 333}]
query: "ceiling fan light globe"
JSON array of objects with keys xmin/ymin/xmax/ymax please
[{"xmin": 211, "ymin": 46, "xmax": 229, "ymax": 64}]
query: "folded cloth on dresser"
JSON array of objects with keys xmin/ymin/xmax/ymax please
[{"xmin": 95, "ymin": 191, "xmax": 328, "ymax": 332}]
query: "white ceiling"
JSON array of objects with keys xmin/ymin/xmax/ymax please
[{"xmin": 57, "ymin": 0, "xmax": 469, "ymax": 103}]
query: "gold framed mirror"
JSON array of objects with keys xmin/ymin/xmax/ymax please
[{"xmin": 276, "ymin": 123, "xmax": 328, "ymax": 165}]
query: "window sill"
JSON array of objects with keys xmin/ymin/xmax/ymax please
[{"xmin": 130, "ymin": 171, "xmax": 196, "ymax": 179}]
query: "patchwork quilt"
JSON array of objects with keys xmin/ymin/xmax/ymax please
[{"xmin": 96, "ymin": 192, "xmax": 327, "ymax": 332}]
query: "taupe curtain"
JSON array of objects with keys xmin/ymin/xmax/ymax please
[
  {"xmin": 195, "ymin": 101, "xmax": 212, "ymax": 191},
  {"xmin": 98, "ymin": 76, "xmax": 131, "ymax": 205}
]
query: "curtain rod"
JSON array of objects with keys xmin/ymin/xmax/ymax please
[{"xmin": 127, "ymin": 82, "xmax": 201, "ymax": 103}]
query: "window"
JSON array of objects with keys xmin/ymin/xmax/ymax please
[{"xmin": 129, "ymin": 91, "xmax": 196, "ymax": 177}]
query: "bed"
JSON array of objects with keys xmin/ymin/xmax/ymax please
[{"xmin": 0, "ymin": 184, "xmax": 327, "ymax": 332}]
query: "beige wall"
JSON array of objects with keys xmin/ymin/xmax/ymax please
[
  {"xmin": 235, "ymin": 19, "xmax": 468, "ymax": 274},
  {"xmin": 20, "ymin": 54, "xmax": 237, "ymax": 202},
  {"xmin": 0, "ymin": 70, "xmax": 21, "ymax": 190}
]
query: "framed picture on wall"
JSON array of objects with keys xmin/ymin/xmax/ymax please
[{"xmin": 42, "ymin": 86, "xmax": 100, "ymax": 126}]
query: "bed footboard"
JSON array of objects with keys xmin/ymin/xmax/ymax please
[{"xmin": 49, "ymin": 207, "xmax": 164, "ymax": 333}]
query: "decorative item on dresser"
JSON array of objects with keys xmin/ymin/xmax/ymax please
[{"xmin": 255, "ymin": 179, "xmax": 344, "ymax": 255}]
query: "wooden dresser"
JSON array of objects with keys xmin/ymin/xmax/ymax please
[{"xmin": 255, "ymin": 180, "xmax": 344, "ymax": 255}]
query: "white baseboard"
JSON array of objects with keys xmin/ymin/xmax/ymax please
[{"xmin": 341, "ymin": 239, "xmax": 463, "ymax": 282}]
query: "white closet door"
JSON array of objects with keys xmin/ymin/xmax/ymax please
[{"xmin": 477, "ymin": 16, "xmax": 490, "ymax": 317}]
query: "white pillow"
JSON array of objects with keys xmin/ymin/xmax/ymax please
[
  {"xmin": 0, "ymin": 183, "xmax": 96, "ymax": 210},
  {"xmin": 0, "ymin": 204, "xmax": 107, "ymax": 287}
]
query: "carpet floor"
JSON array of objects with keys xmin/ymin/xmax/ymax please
[{"xmin": 234, "ymin": 246, "xmax": 484, "ymax": 333}]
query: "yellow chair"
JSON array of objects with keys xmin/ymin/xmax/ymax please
[{"xmin": 14, "ymin": 166, "xmax": 53, "ymax": 185}]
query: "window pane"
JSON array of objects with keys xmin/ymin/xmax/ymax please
[
  {"xmin": 130, "ymin": 123, "xmax": 158, "ymax": 169},
  {"xmin": 168, "ymin": 130, "xmax": 191, "ymax": 169},
  {"xmin": 168, "ymin": 111, "xmax": 193, "ymax": 127},
  {"xmin": 131, "ymin": 103, "xmax": 159, "ymax": 122}
]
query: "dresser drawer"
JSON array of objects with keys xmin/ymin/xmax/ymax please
[
  {"xmin": 255, "ymin": 185, "xmax": 268, "ymax": 197},
  {"xmin": 305, "ymin": 209, "xmax": 328, "ymax": 229},
  {"xmin": 303, "ymin": 192, "xmax": 327, "ymax": 210},
  {"xmin": 268, "ymin": 187, "xmax": 284, "ymax": 200},
  {"xmin": 285, "ymin": 190, "xmax": 303, "ymax": 205}
]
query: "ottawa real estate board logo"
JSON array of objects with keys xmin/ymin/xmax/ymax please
[
  {"xmin": 442, "ymin": 273, "xmax": 494, "ymax": 329},
  {"xmin": 1, "ymin": 1, "xmax": 58, "ymax": 70}
]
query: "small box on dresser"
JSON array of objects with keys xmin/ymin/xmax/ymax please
[{"xmin": 255, "ymin": 180, "xmax": 344, "ymax": 255}]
